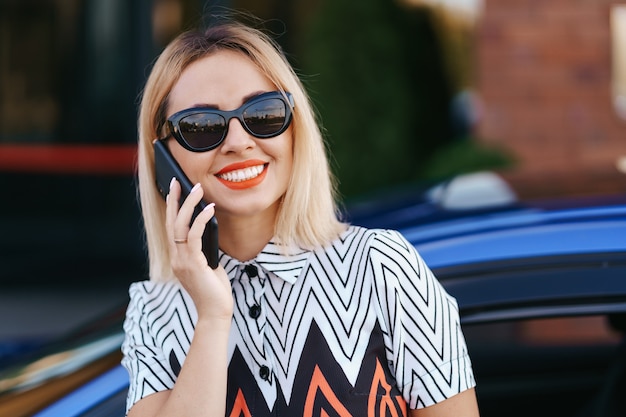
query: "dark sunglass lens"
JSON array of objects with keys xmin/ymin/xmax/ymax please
[
  {"xmin": 242, "ymin": 98, "xmax": 288, "ymax": 136},
  {"xmin": 179, "ymin": 112, "xmax": 226, "ymax": 149}
]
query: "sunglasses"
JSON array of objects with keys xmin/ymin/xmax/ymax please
[{"xmin": 162, "ymin": 91, "xmax": 294, "ymax": 152}]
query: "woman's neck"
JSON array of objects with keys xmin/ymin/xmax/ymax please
[{"xmin": 216, "ymin": 211, "xmax": 276, "ymax": 262}]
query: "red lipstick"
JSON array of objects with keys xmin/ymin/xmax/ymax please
[{"xmin": 215, "ymin": 159, "xmax": 268, "ymax": 190}]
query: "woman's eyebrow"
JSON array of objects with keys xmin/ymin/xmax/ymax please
[{"xmin": 189, "ymin": 90, "xmax": 268, "ymax": 110}]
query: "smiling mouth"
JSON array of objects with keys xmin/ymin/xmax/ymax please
[{"xmin": 216, "ymin": 164, "xmax": 266, "ymax": 183}]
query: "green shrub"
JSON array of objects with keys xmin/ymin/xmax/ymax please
[{"xmin": 300, "ymin": 0, "xmax": 456, "ymax": 198}]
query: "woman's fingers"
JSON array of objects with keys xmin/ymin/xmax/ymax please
[
  {"xmin": 173, "ymin": 183, "xmax": 197, "ymax": 231},
  {"xmin": 165, "ymin": 178, "xmax": 183, "ymax": 248},
  {"xmin": 166, "ymin": 178, "xmax": 215, "ymax": 264},
  {"xmin": 188, "ymin": 203, "xmax": 215, "ymax": 248},
  {"xmin": 167, "ymin": 179, "xmax": 205, "ymax": 242}
]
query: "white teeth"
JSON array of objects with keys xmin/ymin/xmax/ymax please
[{"xmin": 218, "ymin": 165, "xmax": 265, "ymax": 182}]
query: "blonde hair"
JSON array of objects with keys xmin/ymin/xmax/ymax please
[{"xmin": 137, "ymin": 20, "xmax": 345, "ymax": 281}]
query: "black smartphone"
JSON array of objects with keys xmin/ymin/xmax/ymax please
[{"xmin": 154, "ymin": 140, "xmax": 219, "ymax": 269}]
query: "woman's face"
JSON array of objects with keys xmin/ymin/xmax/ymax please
[{"xmin": 165, "ymin": 50, "xmax": 293, "ymax": 223}]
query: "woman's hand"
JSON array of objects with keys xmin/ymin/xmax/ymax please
[
  {"xmin": 128, "ymin": 179, "xmax": 232, "ymax": 417},
  {"xmin": 165, "ymin": 178, "xmax": 233, "ymax": 320}
]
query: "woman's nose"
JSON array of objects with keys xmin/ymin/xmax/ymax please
[{"xmin": 219, "ymin": 117, "xmax": 256, "ymax": 153}]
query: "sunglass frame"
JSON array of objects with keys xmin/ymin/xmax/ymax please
[{"xmin": 164, "ymin": 91, "xmax": 294, "ymax": 152}]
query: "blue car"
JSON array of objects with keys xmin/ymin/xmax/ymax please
[{"xmin": 3, "ymin": 172, "xmax": 626, "ymax": 417}]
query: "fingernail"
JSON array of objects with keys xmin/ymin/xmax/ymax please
[
  {"xmin": 191, "ymin": 183, "xmax": 201, "ymax": 193},
  {"xmin": 169, "ymin": 177, "xmax": 176, "ymax": 190},
  {"xmin": 203, "ymin": 203, "xmax": 216, "ymax": 211}
]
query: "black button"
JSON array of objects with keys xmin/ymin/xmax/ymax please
[
  {"xmin": 259, "ymin": 365, "xmax": 270, "ymax": 380},
  {"xmin": 244, "ymin": 264, "xmax": 258, "ymax": 277},
  {"xmin": 249, "ymin": 304, "xmax": 261, "ymax": 319}
]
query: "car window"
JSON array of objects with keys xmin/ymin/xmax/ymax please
[
  {"xmin": 464, "ymin": 314, "xmax": 626, "ymax": 417},
  {"xmin": 465, "ymin": 315, "xmax": 623, "ymax": 348}
]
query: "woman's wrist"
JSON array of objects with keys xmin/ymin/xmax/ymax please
[{"xmin": 195, "ymin": 314, "xmax": 233, "ymax": 333}]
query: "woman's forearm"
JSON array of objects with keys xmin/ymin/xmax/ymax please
[{"xmin": 128, "ymin": 317, "xmax": 231, "ymax": 417}]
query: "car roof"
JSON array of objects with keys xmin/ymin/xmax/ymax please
[
  {"xmin": 349, "ymin": 173, "xmax": 626, "ymax": 269},
  {"xmin": 410, "ymin": 204, "xmax": 626, "ymax": 269}
]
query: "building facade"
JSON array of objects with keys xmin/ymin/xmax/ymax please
[{"xmin": 475, "ymin": 0, "xmax": 626, "ymax": 198}]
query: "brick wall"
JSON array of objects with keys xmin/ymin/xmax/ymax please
[{"xmin": 475, "ymin": 0, "xmax": 626, "ymax": 198}]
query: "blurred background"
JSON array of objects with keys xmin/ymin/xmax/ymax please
[{"xmin": 0, "ymin": 0, "xmax": 625, "ymax": 358}]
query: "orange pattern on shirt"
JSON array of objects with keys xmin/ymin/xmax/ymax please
[
  {"xmin": 304, "ymin": 365, "xmax": 353, "ymax": 416},
  {"xmin": 228, "ymin": 359, "xmax": 408, "ymax": 416},
  {"xmin": 229, "ymin": 388, "xmax": 252, "ymax": 417},
  {"xmin": 369, "ymin": 360, "xmax": 407, "ymax": 417}
]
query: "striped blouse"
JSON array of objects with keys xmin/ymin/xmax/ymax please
[{"xmin": 121, "ymin": 225, "xmax": 475, "ymax": 416}]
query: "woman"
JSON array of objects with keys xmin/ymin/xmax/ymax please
[{"xmin": 122, "ymin": 18, "xmax": 479, "ymax": 417}]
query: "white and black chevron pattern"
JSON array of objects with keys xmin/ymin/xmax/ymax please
[
  {"xmin": 368, "ymin": 230, "xmax": 474, "ymax": 408},
  {"xmin": 121, "ymin": 225, "xmax": 475, "ymax": 414}
]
